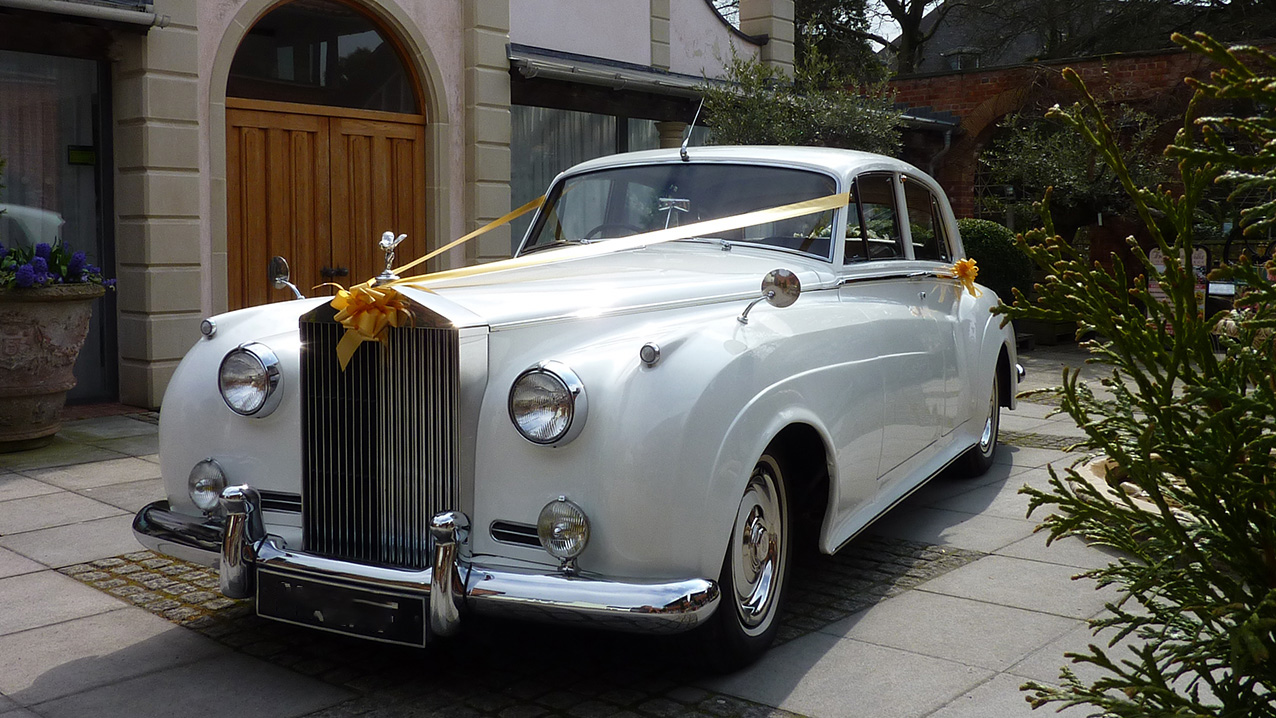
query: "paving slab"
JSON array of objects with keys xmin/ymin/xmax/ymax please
[
  {"xmin": 0, "ymin": 548, "xmax": 43, "ymax": 579},
  {"xmin": 78, "ymin": 478, "xmax": 164, "ymax": 513},
  {"xmin": 85, "ymin": 434, "xmax": 159, "ymax": 457},
  {"xmin": 0, "ymin": 608, "xmax": 226, "ymax": 705},
  {"xmin": 0, "ymin": 474, "xmax": 59, "ymax": 503},
  {"xmin": 995, "ymin": 531, "xmax": 1123, "ymax": 571},
  {"xmin": 867, "ymin": 505, "xmax": 1037, "ymax": 553},
  {"xmin": 704, "ymin": 631, "xmax": 994, "ymax": 718},
  {"xmin": 1007, "ymin": 619, "xmax": 1143, "ymax": 687},
  {"xmin": 819, "ymin": 591, "xmax": 1082, "ymax": 672},
  {"xmin": 993, "ymin": 445, "xmax": 1075, "ymax": 470},
  {"xmin": 0, "ymin": 515, "xmax": 141, "ymax": 568},
  {"xmin": 906, "ymin": 462, "xmax": 1032, "ymax": 505},
  {"xmin": 0, "ymin": 492, "xmax": 124, "ymax": 535},
  {"xmin": 0, "ymin": 571, "xmax": 124, "ymax": 637},
  {"xmin": 927, "ymin": 673, "xmax": 1092, "ymax": 717},
  {"xmin": 57, "ymin": 416, "xmax": 157, "ymax": 442},
  {"xmin": 917, "ymin": 555, "xmax": 1117, "ymax": 619},
  {"xmin": 31, "ymin": 652, "xmax": 353, "ymax": 718},
  {"xmin": 27, "ymin": 457, "xmax": 160, "ymax": 491},
  {"xmin": 0, "ymin": 439, "xmax": 127, "ymax": 473},
  {"xmin": 921, "ymin": 476, "xmax": 1037, "ymax": 521}
]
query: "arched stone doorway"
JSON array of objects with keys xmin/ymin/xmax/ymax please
[{"xmin": 225, "ymin": 0, "xmax": 429, "ymax": 309}]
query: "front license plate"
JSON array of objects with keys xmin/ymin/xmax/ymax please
[{"xmin": 256, "ymin": 567, "xmax": 426, "ymax": 647}]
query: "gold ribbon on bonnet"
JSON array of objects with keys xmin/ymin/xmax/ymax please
[{"xmin": 326, "ymin": 189, "xmax": 981, "ymax": 368}]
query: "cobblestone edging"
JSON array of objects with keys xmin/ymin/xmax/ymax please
[
  {"xmin": 63, "ymin": 536, "xmax": 984, "ymax": 718},
  {"xmin": 999, "ymin": 430, "xmax": 1079, "ymax": 451}
]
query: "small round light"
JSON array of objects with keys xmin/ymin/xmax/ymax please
[
  {"xmin": 188, "ymin": 458, "xmax": 226, "ymax": 512},
  {"xmin": 508, "ymin": 361, "xmax": 587, "ymax": 446},
  {"xmin": 639, "ymin": 342, "xmax": 661, "ymax": 366},
  {"xmin": 218, "ymin": 343, "xmax": 282, "ymax": 417},
  {"xmin": 200, "ymin": 318, "xmax": 216, "ymax": 337},
  {"xmin": 537, "ymin": 497, "xmax": 590, "ymax": 561}
]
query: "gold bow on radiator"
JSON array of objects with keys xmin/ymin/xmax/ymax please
[{"xmin": 329, "ymin": 284, "xmax": 413, "ymax": 370}]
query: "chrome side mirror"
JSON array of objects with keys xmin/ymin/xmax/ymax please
[
  {"xmin": 738, "ymin": 269, "xmax": 801, "ymax": 324},
  {"xmin": 268, "ymin": 256, "xmax": 304, "ymax": 300}
]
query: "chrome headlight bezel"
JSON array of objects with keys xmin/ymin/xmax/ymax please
[
  {"xmin": 508, "ymin": 360, "xmax": 587, "ymax": 447},
  {"xmin": 537, "ymin": 497, "xmax": 590, "ymax": 562},
  {"xmin": 217, "ymin": 342, "xmax": 283, "ymax": 417}
]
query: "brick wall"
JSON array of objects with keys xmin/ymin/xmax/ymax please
[{"xmin": 890, "ymin": 46, "xmax": 1222, "ymax": 218}]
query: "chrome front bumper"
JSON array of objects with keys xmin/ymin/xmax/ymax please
[{"xmin": 132, "ymin": 490, "xmax": 720, "ymax": 642}]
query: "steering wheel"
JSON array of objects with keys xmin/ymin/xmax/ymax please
[{"xmin": 583, "ymin": 222, "xmax": 644, "ymax": 240}]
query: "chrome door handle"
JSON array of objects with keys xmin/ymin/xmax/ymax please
[{"xmin": 919, "ymin": 291, "xmax": 927, "ymax": 301}]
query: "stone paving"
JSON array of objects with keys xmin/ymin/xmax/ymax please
[{"xmin": 0, "ymin": 344, "xmax": 1121, "ymax": 718}]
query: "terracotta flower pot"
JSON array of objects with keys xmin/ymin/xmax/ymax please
[{"xmin": 0, "ymin": 283, "xmax": 105, "ymax": 452}]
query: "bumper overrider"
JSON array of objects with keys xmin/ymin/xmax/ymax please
[{"xmin": 132, "ymin": 486, "xmax": 721, "ymax": 646}]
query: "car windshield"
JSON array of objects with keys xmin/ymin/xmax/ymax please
[{"xmin": 520, "ymin": 163, "xmax": 839, "ymax": 260}]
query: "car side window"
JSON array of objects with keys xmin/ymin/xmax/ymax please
[
  {"xmin": 845, "ymin": 173, "xmax": 902, "ymax": 262},
  {"xmin": 903, "ymin": 178, "xmax": 951, "ymax": 262}
]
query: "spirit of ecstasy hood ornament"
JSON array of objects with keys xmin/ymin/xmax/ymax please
[{"xmin": 376, "ymin": 231, "xmax": 408, "ymax": 285}]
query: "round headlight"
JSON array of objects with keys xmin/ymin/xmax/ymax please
[
  {"xmin": 218, "ymin": 343, "xmax": 282, "ymax": 417},
  {"xmin": 188, "ymin": 458, "xmax": 226, "ymax": 513},
  {"xmin": 508, "ymin": 361, "xmax": 587, "ymax": 446},
  {"xmin": 537, "ymin": 497, "xmax": 590, "ymax": 561}
]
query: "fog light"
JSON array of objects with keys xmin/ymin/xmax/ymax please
[
  {"xmin": 537, "ymin": 497, "xmax": 590, "ymax": 564},
  {"xmin": 188, "ymin": 458, "xmax": 226, "ymax": 512}
]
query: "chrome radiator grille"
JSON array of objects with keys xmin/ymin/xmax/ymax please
[{"xmin": 300, "ymin": 314, "xmax": 460, "ymax": 570}]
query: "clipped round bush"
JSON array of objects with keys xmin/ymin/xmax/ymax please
[{"xmin": 957, "ymin": 218, "xmax": 1033, "ymax": 304}]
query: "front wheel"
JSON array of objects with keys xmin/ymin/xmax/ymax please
[
  {"xmin": 957, "ymin": 373, "xmax": 1000, "ymax": 477},
  {"xmin": 701, "ymin": 451, "xmax": 791, "ymax": 671}
]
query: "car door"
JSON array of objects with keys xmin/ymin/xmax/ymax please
[
  {"xmin": 838, "ymin": 173, "xmax": 947, "ymax": 481},
  {"xmin": 901, "ymin": 175, "xmax": 963, "ymax": 437}
]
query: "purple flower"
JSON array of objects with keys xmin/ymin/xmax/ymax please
[
  {"xmin": 102, "ymin": 278, "xmax": 117, "ymax": 289},
  {"xmin": 34, "ymin": 243, "xmax": 51, "ymax": 260},
  {"xmin": 14, "ymin": 263, "xmax": 35, "ymax": 288},
  {"xmin": 68, "ymin": 251, "xmax": 85, "ymax": 276},
  {"xmin": 31, "ymin": 256, "xmax": 47, "ymax": 274}
]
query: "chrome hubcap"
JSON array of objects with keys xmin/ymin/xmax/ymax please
[
  {"xmin": 732, "ymin": 460, "xmax": 785, "ymax": 631},
  {"xmin": 979, "ymin": 380, "xmax": 999, "ymax": 453}
]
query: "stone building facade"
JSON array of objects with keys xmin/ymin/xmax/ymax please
[{"xmin": 0, "ymin": 0, "xmax": 795, "ymax": 408}]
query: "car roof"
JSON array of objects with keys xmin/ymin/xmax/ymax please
[{"xmin": 563, "ymin": 145, "xmax": 927, "ymax": 181}]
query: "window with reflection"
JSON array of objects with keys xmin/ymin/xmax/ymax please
[
  {"xmin": 522, "ymin": 163, "xmax": 837, "ymax": 260},
  {"xmin": 903, "ymin": 178, "xmax": 951, "ymax": 262},
  {"xmin": 845, "ymin": 173, "xmax": 902, "ymax": 261},
  {"xmin": 228, "ymin": 0, "xmax": 417, "ymax": 113}
]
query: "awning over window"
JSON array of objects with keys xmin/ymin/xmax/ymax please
[
  {"xmin": 509, "ymin": 44, "xmax": 719, "ymax": 99},
  {"xmin": 0, "ymin": 0, "xmax": 168, "ymax": 31}
]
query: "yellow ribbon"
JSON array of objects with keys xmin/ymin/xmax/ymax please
[
  {"xmin": 389, "ymin": 192, "xmax": 850, "ymax": 290},
  {"xmin": 945, "ymin": 258, "xmax": 982, "ymax": 297},
  {"xmin": 329, "ymin": 284, "xmax": 413, "ymax": 370},
  {"xmin": 327, "ymin": 190, "xmax": 849, "ymax": 368}
]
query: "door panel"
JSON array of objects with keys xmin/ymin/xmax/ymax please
[
  {"xmin": 330, "ymin": 117, "xmax": 427, "ymax": 289},
  {"xmin": 227, "ymin": 109, "xmax": 329, "ymax": 309},
  {"xmin": 227, "ymin": 102, "xmax": 426, "ymax": 310}
]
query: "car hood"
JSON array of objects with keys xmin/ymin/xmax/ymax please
[{"xmin": 396, "ymin": 244, "xmax": 836, "ymax": 328}]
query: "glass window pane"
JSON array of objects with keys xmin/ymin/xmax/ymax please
[
  {"xmin": 853, "ymin": 174, "xmax": 903, "ymax": 260},
  {"xmin": 510, "ymin": 106, "xmax": 617, "ymax": 250},
  {"xmin": 228, "ymin": 0, "xmax": 417, "ymax": 113},
  {"xmin": 524, "ymin": 163, "xmax": 837, "ymax": 260},
  {"xmin": 904, "ymin": 178, "xmax": 949, "ymax": 261}
]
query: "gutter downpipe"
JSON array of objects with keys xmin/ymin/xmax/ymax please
[
  {"xmin": 928, "ymin": 128, "xmax": 953, "ymax": 179},
  {"xmin": 0, "ymin": 0, "xmax": 169, "ymax": 28}
]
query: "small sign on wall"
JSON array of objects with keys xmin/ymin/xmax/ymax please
[{"xmin": 66, "ymin": 146, "xmax": 96, "ymax": 166}]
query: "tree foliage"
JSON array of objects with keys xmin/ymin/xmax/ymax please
[
  {"xmin": 994, "ymin": 34, "xmax": 1276, "ymax": 716},
  {"xmin": 979, "ymin": 104, "xmax": 1174, "ymax": 235},
  {"xmin": 700, "ymin": 53, "xmax": 900, "ymax": 155}
]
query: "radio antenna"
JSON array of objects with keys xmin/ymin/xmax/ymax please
[{"xmin": 680, "ymin": 98, "xmax": 704, "ymax": 162}]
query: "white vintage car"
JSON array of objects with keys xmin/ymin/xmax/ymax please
[{"xmin": 134, "ymin": 146, "xmax": 1020, "ymax": 668}]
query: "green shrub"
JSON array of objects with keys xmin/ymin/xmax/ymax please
[
  {"xmin": 996, "ymin": 34, "xmax": 1276, "ymax": 717},
  {"xmin": 956, "ymin": 218, "xmax": 1033, "ymax": 304}
]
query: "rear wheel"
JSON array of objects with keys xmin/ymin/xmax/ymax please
[
  {"xmin": 957, "ymin": 374, "xmax": 1000, "ymax": 477},
  {"xmin": 702, "ymin": 450, "xmax": 791, "ymax": 671}
]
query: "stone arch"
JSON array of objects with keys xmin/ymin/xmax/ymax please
[{"xmin": 206, "ymin": 0, "xmax": 452, "ymax": 313}]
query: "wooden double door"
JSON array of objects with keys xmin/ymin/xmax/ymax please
[{"xmin": 226, "ymin": 98, "xmax": 427, "ymax": 309}]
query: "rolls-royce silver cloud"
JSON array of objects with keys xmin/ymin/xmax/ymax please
[{"xmin": 134, "ymin": 146, "xmax": 1020, "ymax": 668}]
